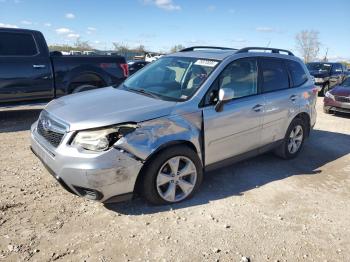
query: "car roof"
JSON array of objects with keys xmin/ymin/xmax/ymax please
[
  {"xmin": 0, "ymin": 27, "xmax": 40, "ymax": 34},
  {"xmin": 170, "ymin": 49, "xmax": 237, "ymax": 60}
]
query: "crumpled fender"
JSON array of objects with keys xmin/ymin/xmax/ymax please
[{"xmin": 114, "ymin": 111, "xmax": 203, "ymax": 162}]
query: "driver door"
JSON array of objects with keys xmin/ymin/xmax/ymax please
[{"xmin": 202, "ymin": 58, "xmax": 264, "ymax": 166}]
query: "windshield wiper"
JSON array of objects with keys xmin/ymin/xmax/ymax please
[{"xmin": 127, "ymin": 87, "xmax": 161, "ymax": 99}]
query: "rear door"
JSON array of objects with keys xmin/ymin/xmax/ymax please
[
  {"xmin": 203, "ymin": 58, "xmax": 264, "ymax": 166},
  {"xmin": 0, "ymin": 30, "xmax": 53, "ymax": 103},
  {"xmin": 259, "ymin": 58, "xmax": 301, "ymax": 146}
]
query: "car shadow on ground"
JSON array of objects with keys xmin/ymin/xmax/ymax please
[
  {"xmin": 105, "ymin": 129, "xmax": 350, "ymax": 215},
  {"xmin": 0, "ymin": 109, "xmax": 42, "ymax": 133},
  {"xmin": 328, "ymin": 111, "xmax": 350, "ymax": 119}
]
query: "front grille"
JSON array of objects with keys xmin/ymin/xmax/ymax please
[
  {"xmin": 37, "ymin": 120, "xmax": 64, "ymax": 147},
  {"xmin": 335, "ymin": 96, "xmax": 350, "ymax": 103},
  {"xmin": 36, "ymin": 111, "xmax": 67, "ymax": 148}
]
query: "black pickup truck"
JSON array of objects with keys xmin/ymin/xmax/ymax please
[
  {"xmin": 0, "ymin": 28, "xmax": 128, "ymax": 105},
  {"xmin": 306, "ymin": 62, "xmax": 348, "ymax": 96}
]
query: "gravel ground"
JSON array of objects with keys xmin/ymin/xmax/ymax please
[{"xmin": 0, "ymin": 98, "xmax": 349, "ymax": 262}]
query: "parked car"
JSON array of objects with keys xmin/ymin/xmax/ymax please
[
  {"xmin": 0, "ymin": 28, "xmax": 128, "ymax": 106},
  {"xmin": 324, "ymin": 76, "xmax": 350, "ymax": 114},
  {"xmin": 69, "ymin": 50, "xmax": 82, "ymax": 55},
  {"xmin": 83, "ymin": 51, "xmax": 97, "ymax": 56},
  {"xmin": 306, "ymin": 62, "xmax": 348, "ymax": 96},
  {"xmin": 30, "ymin": 46, "xmax": 317, "ymax": 205},
  {"xmin": 127, "ymin": 60, "xmax": 149, "ymax": 75},
  {"xmin": 134, "ymin": 52, "xmax": 163, "ymax": 63},
  {"xmin": 144, "ymin": 53, "xmax": 163, "ymax": 62}
]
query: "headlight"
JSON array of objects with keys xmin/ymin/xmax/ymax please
[
  {"xmin": 71, "ymin": 123, "xmax": 138, "ymax": 152},
  {"xmin": 314, "ymin": 78, "xmax": 324, "ymax": 83},
  {"xmin": 325, "ymin": 91, "xmax": 334, "ymax": 100}
]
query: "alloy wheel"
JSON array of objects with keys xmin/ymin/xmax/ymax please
[
  {"xmin": 288, "ymin": 125, "xmax": 303, "ymax": 154},
  {"xmin": 156, "ymin": 156, "xmax": 197, "ymax": 203}
]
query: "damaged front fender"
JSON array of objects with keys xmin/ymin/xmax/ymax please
[{"xmin": 114, "ymin": 111, "xmax": 203, "ymax": 163}]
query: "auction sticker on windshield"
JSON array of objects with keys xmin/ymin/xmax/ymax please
[{"xmin": 194, "ymin": 59, "xmax": 218, "ymax": 67}]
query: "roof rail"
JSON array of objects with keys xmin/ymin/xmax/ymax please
[
  {"xmin": 180, "ymin": 46, "xmax": 237, "ymax": 52},
  {"xmin": 236, "ymin": 47, "xmax": 294, "ymax": 56}
]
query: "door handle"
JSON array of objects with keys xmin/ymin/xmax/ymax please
[
  {"xmin": 33, "ymin": 64, "xmax": 46, "ymax": 69},
  {"xmin": 289, "ymin": 95, "xmax": 297, "ymax": 102},
  {"xmin": 252, "ymin": 104, "xmax": 263, "ymax": 112}
]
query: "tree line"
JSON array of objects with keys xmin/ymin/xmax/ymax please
[{"xmin": 48, "ymin": 33, "xmax": 348, "ymax": 65}]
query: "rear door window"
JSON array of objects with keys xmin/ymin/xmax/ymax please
[
  {"xmin": 260, "ymin": 59, "xmax": 289, "ymax": 93},
  {"xmin": 286, "ymin": 60, "xmax": 308, "ymax": 87},
  {"xmin": 0, "ymin": 32, "xmax": 38, "ymax": 56}
]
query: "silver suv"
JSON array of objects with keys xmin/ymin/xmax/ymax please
[{"xmin": 30, "ymin": 46, "xmax": 317, "ymax": 205}]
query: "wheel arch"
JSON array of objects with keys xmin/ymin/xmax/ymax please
[
  {"xmin": 293, "ymin": 112, "xmax": 311, "ymax": 137},
  {"xmin": 133, "ymin": 140, "xmax": 200, "ymax": 194},
  {"xmin": 68, "ymin": 72, "xmax": 107, "ymax": 93}
]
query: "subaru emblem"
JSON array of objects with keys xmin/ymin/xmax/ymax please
[{"xmin": 42, "ymin": 118, "xmax": 52, "ymax": 132}]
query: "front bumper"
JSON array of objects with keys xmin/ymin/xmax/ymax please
[
  {"xmin": 324, "ymin": 97, "xmax": 350, "ymax": 114},
  {"xmin": 30, "ymin": 122, "xmax": 144, "ymax": 203}
]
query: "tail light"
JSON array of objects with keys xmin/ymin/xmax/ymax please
[
  {"xmin": 99, "ymin": 63, "xmax": 129, "ymax": 78},
  {"xmin": 120, "ymin": 63, "xmax": 129, "ymax": 78}
]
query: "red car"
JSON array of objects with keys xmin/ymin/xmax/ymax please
[{"xmin": 324, "ymin": 77, "xmax": 350, "ymax": 114}]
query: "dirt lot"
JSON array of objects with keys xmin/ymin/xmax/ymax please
[{"xmin": 0, "ymin": 98, "xmax": 349, "ymax": 262}]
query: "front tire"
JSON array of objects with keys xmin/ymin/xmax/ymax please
[
  {"xmin": 142, "ymin": 145, "xmax": 203, "ymax": 205},
  {"xmin": 275, "ymin": 119, "xmax": 306, "ymax": 160}
]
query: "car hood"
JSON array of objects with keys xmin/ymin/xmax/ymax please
[
  {"xmin": 45, "ymin": 87, "xmax": 177, "ymax": 131},
  {"xmin": 330, "ymin": 85, "xmax": 350, "ymax": 97},
  {"xmin": 309, "ymin": 70, "xmax": 329, "ymax": 78}
]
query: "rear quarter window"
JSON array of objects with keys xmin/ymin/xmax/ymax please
[
  {"xmin": 0, "ymin": 32, "xmax": 38, "ymax": 56},
  {"xmin": 260, "ymin": 59, "xmax": 289, "ymax": 93},
  {"xmin": 286, "ymin": 60, "xmax": 308, "ymax": 87}
]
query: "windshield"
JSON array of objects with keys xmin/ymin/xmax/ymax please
[
  {"xmin": 341, "ymin": 77, "xmax": 350, "ymax": 87},
  {"xmin": 306, "ymin": 63, "xmax": 332, "ymax": 72},
  {"xmin": 122, "ymin": 56, "xmax": 218, "ymax": 101}
]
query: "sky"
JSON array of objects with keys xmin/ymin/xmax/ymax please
[{"xmin": 0, "ymin": 0, "xmax": 349, "ymax": 61}]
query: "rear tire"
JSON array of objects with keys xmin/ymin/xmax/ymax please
[
  {"xmin": 142, "ymin": 145, "xmax": 203, "ymax": 205},
  {"xmin": 275, "ymin": 118, "xmax": 306, "ymax": 160}
]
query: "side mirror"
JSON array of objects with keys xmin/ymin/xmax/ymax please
[{"xmin": 215, "ymin": 88, "xmax": 234, "ymax": 112}]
